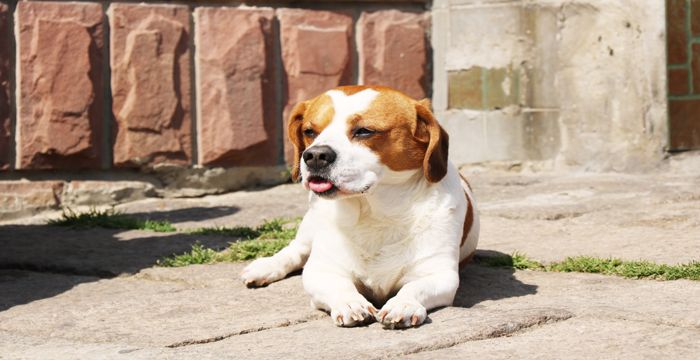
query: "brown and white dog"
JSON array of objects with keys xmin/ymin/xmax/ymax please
[{"xmin": 240, "ymin": 85, "xmax": 479, "ymax": 328}]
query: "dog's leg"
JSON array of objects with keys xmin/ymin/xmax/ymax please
[
  {"xmin": 303, "ymin": 268, "xmax": 377, "ymax": 327},
  {"xmin": 377, "ymin": 269, "xmax": 459, "ymax": 329},
  {"xmin": 240, "ymin": 215, "xmax": 314, "ymax": 287}
]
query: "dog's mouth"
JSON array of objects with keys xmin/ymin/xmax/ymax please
[{"xmin": 307, "ymin": 176, "xmax": 338, "ymax": 196}]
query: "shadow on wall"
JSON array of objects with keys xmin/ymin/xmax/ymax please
[{"xmin": 0, "ymin": 206, "xmax": 240, "ymax": 312}]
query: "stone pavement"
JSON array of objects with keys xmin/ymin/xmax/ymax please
[{"xmin": 1, "ymin": 167, "xmax": 699, "ymax": 359}]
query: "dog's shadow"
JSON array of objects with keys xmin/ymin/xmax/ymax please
[{"xmin": 452, "ymin": 250, "xmax": 538, "ymax": 308}]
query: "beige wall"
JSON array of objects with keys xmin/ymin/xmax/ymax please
[{"xmin": 433, "ymin": 0, "xmax": 668, "ymax": 171}]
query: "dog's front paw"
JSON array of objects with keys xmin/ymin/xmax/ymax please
[
  {"xmin": 240, "ymin": 257, "xmax": 285, "ymax": 287},
  {"xmin": 329, "ymin": 298, "xmax": 377, "ymax": 327},
  {"xmin": 376, "ymin": 298, "xmax": 427, "ymax": 329}
]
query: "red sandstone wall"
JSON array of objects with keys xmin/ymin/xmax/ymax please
[{"xmin": 0, "ymin": 1, "xmax": 430, "ymax": 171}]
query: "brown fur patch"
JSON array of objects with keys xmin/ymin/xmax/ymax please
[
  {"xmin": 460, "ymin": 191, "xmax": 474, "ymax": 247},
  {"xmin": 348, "ymin": 90, "xmax": 426, "ymax": 172}
]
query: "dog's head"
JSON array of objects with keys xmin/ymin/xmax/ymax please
[{"xmin": 288, "ymin": 86, "xmax": 448, "ymax": 198}]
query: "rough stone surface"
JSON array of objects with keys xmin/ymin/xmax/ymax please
[
  {"xmin": 358, "ymin": 10, "xmax": 429, "ymax": 99},
  {"xmin": 62, "ymin": 181, "xmax": 157, "ymax": 206},
  {"xmin": 195, "ymin": 8, "xmax": 279, "ymax": 167},
  {"xmin": 15, "ymin": 1, "xmax": 104, "ymax": 169},
  {"xmin": 148, "ymin": 165, "xmax": 289, "ymax": 198},
  {"xmin": 110, "ymin": 4, "xmax": 192, "ymax": 167},
  {"xmin": 0, "ymin": 3, "xmax": 10, "ymax": 170},
  {"xmin": 278, "ymin": 9, "xmax": 353, "ymax": 163},
  {"xmin": 0, "ymin": 181, "xmax": 64, "ymax": 220}
]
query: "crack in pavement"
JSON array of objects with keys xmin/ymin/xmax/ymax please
[
  {"xmin": 380, "ymin": 309, "xmax": 575, "ymax": 359},
  {"xmin": 165, "ymin": 313, "xmax": 327, "ymax": 348}
]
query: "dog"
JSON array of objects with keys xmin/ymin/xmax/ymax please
[{"xmin": 240, "ymin": 85, "xmax": 479, "ymax": 328}]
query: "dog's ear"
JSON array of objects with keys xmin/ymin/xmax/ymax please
[
  {"xmin": 288, "ymin": 101, "xmax": 308, "ymax": 182},
  {"xmin": 415, "ymin": 99, "xmax": 449, "ymax": 183}
]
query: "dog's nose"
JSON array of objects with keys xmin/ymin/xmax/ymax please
[{"xmin": 303, "ymin": 145, "xmax": 337, "ymax": 171}]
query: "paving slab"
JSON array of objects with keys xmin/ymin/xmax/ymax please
[
  {"xmin": 406, "ymin": 317, "xmax": 700, "ymax": 360},
  {"xmin": 3, "ymin": 262, "xmax": 699, "ymax": 358},
  {"xmin": 470, "ymin": 172, "xmax": 700, "ymax": 264},
  {"xmin": 0, "ymin": 264, "xmax": 318, "ymax": 347}
]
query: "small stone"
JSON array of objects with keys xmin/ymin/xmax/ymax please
[
  {"xmin": 109, "ymin": 4, "xmax": 192, "ymax": 167},
  {"xmin": 15, "ymin": 2, "xmax": 104, "ymax": 169}
]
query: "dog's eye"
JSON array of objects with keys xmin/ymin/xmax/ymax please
[
  {"xmin": 303, "ymin": 128, "xmax": 316, "ymax": 138},
  {"xmin": 353, "ymin": 127, "xmax": 375, "ymax": 138}
]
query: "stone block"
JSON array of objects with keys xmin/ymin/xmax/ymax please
[
  {"xmin": 439, "ymin": 109, "xmax": 527, "ymax": 165},
  {"xmin": 15, "ymin": 1, "xmax": 104, "ymax": 169},
  {"xmin": 358, "ymin": 10, "xmax": 429, "ymax": 99},
  {"xmin": 277, "ymin": 8, "xmax": 353, "ymax": 164},
  {"xmin": 448, "ymin": 68, "xmax": 483, "ymax": 110},
  {"xmin": 110, "ymin": 4, "xmax": 192, "ymax": 167},
  {"xmin": 691, "ymin": 0, "xmax": 700, "ymax": 36},
  {"xmin": 0, "ymin": 180, "xmax": 64, "ymax": 220},
  {"xmin": 669, "ymin": 68, "xmax": 690, "ymax": 96},
  {"xmin": 484, "ymin": 67, "xmax": 519, "ymax": 109},
  {"xmin": 62, "ymin": 180, "xmax": 156, "ymax": 206},
  {"xmin": 447, "ymin": 5, "xmax": 525, "ymax": 70},
  {"xmin": 669, "ymin": 99, "xmax": 700, "ymax": 150},
  {"xmin": 194, "ymin": 7, "xmax": 278, "ymax": 167},
  {"xmin": 0, "ymin": 3, "xmax": 10, "ymax": 170},
  {"xmin": 667, "ymin": 0, "xmax": 688, "ymax": 65}
]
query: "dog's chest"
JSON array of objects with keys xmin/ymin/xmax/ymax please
[{"xmin": 341, "ymin": 217, "xmax": 419, "ymax": 303}]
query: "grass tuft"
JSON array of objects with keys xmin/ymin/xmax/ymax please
[
  {"xmin": 186, "ymin": 218, "xmax": 298, "ymax": 241},
  {"xmin": 156, "ymin": 243, "xmax": 219, "ymax": 267},
  {"xmin": 549, "ymin": 256, "xmax": 700, "ymax": 280},
  {"xmin": 158, "ymin": 218, "xmax": 299, "ymax": 267},
  {"xmin": 49, "ymin": 207, "xmax": 175, "ymax": 232},
  {"xmin": 480, "ymin": 252, "xmax": 544, "ymax": 270},
  {"xmin": 481, "ymin": 253, "xmax": 700, "ymax": 281}
]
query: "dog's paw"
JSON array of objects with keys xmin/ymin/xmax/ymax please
[
  {"xmin": 376, "ymin": 298, "xmax": 427, "ymax": 329},
  {"xmin": 240, "ymin": 257, "xmax": 285, "ymax": 287},
  {"xmin": 329, "ymin": 298, "xmax": 377, "ymax": 327}
]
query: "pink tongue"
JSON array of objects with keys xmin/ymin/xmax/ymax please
[{"xmin": 309, "ymin": 179, "xmax": 333, "ymax": 193}]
